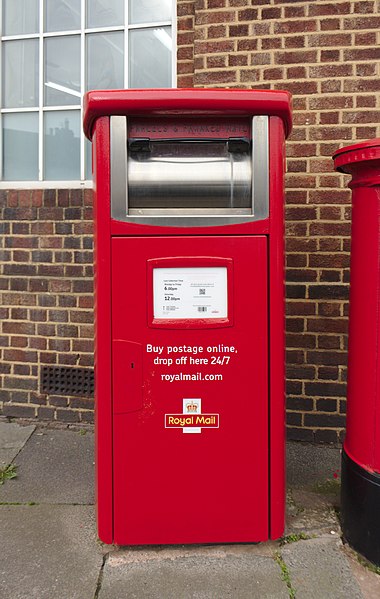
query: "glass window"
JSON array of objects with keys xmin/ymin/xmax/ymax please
[
  {"xmin": 86, "ymin": 32, "xmax": 124, "ymax": 91},
  {"xmin": 2, "ymin": 40, "xmax": 39, "ymax": 108},
  {"xmin": 3, "ymin": 0, "xmax": 39, "ymax": 36},
  {"xmin": 129, "ymin": 27, "xmax": 172, "ymax": 89},
  {"xmin": 3, "ymin": 113, "xmax": 39, "ymax": 180},
  {"xmin": 86, "ymin": 0, "xmax": 124, "ymax": 29},
  {"xmin": 44, "ymin": 0, "xmax": 81, "ymax": 32},
  {"xmin": 129, "ymin": 0, "xmax": 172, "ymax": 25},
  {"xmin": 0, "ymin": 1, "xmax": 174, "ymax": 183},
  {"xmin": 44, "ymin": 111, "xmax": 81, "ymax": 180},
  {"xmin": 45, "ymin": 36, "xmax": 81, "ymax": 106}
]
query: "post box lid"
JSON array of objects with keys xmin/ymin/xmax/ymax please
[
  {"xmin": 333, "ymin": 138, "xmax": 380, "ymax": 173},
  {"xmin": 83, "ymin": 88, "xmax": 292, "ymax": 140}
]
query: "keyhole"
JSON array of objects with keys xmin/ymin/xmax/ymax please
[{"xmin": 131, "ymin": 362, "xmax": 134, "ymax": 369}]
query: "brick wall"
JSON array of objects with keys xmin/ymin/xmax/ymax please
[
  {"xmin": 0, "ymin": 189, "xmax": 95, "ymax": 424},
  {"xmin": 178, "ymin": 0, "xmax": 380, "ymax": 443}
]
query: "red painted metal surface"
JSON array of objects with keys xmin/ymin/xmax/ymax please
[
  {"xmin": 112, "ymin": 236, "xmax": 268, "ymax": 544},
  {"xmin": 333, "ymin": 141, "xmax": 380, "ymax": 475},
  {"xmin": 83, "ymin": 88, "xmax": 292, "ymax": 140},
  {"xmin": 268, "ymin": 117, "xmax": 286, "ymax": 539},
  {"xmin": 88, "ymin": 90, "xmax": 291, "ymax": 544},
  {"xmin": 92, "ymin": 117, "xmax": 113, "ymax": 544}
]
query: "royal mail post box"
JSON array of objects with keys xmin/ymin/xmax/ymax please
[
  {"xmin": 83, "ymin": 89, "xmax": 292, "ymax": 545},
  {"xmin": 334, "ymin": 139, "xmax": 380, "ymax": 566}
]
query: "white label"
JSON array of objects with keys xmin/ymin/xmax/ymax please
[{"xmin": 153, "ymin": 267, "xmax": 227, "ymax": 320}]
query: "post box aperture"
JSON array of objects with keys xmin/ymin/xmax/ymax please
[
  {"xmin": 83, "ymin": 89, "xmax": 292, "ymax": 546},
  {"xmin": 111, "ymin": 115, "xmax": 269, "ymax": 224}
]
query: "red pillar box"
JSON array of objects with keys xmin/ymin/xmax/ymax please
[
  {"xmin": 334, "ymin": 139, "xmax": 380, "ymax": 566},
  {"xmin": 83, "ymin": 89, "xmax": 292, "ymax": 545}
]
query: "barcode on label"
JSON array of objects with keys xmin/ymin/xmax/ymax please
[{"xmin": 197, "ymin": 306, "xmax": 207, "ymax": 312}]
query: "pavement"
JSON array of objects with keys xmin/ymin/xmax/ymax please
[{"xmin": 1, "ymin": 421, "xmax": 380, "ymax": 599}]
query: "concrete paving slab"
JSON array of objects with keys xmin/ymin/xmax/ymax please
[
  {"xmin": 0, "ymin": 428, "xmax": 94, "ymax": 504},
  {"xmin": 343, "ymin": 545, "xmax": 380, "ymax": 599},
  {"xmin": 0, "ymin": 422, "xmax": 35, "ymax": 467},
  {"xmin": 99, "ymin": 546, "xmax": 289, "ymax": 599},
  {"xmin": 286, "ymin": 489, "xmax": 341, "ymax": 537},
  {"xmin": 287, "ymin": 441, "xmax": 341, "ymax": 488},
  {"xmin": 0, "ymin": 504, "xmax": 103, "ymax": 599},
  {"xmin": 281, "ymin": 536, "xmax": 364, "ymax": 599}
]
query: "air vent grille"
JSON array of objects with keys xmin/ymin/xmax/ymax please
[{"xmin": 41, "ymin": 366, "xmax": 94, "ymax": 397}]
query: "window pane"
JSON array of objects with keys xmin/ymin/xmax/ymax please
[
  {"xmin": 45, "ymin": 36, "xmax": 81, "ymax": 106},
  {"xmin": 86, "ymin": 32, "xmax": 124, "ymax": 91},
  {"xmin": 3, "ymin": 113, "xmax": 39, "ymax": 180},
  {"xmin": 3, "ymin": 0, "xmax": 39, "ymax": 35},
  {"xmin": 129, "ymin": 0, "xmax": 172, "ymax": 25},
  {"xmin": 85, "ymin": 139, "xmax": 92, "ymax": 180},
  {"xmin": 44, "ymin": 0, "xmax": 80, "ymax": 32},
  {"xmin": 44, "ymin": 111, "xmax": 80, "ymax": 180},
  {"xmin": 86, "ymin": 0, "xmax": 123, "ymax": 28},
  {"xmin": 129, "ymin": 27, "xmax": 172, "ymax": 88},
  {"xmin": 2, "ymin": 40, "xmax": 39, "ymax": 108}
]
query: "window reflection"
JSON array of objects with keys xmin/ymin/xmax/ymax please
[
  {"xmin": 87, "ymin": 33, "xmax": 123, "ymax": 91},
  {"xmin": 45, "ymin": 37, "xmax": 81, "ymax": 106},
  {"xmin": 3, "ymin": 113, "xmax": 39, "ymax": 180},
  {"xmin": 3, "ymin": 0, "xmax": 39, "ymax": 35},
  {"xmin": 129, "ymin": 27, "xmax": 172, "ymax": 88},
  {"xmin": 44, "ymin": 112, "xmax": 80, "ymax": 180},
  {"xmin": 87, "ymin": 0, "xmax": 124, "ymax": 28},
  {"xmin": 3, "ymin": 40, "xmax": 39, "ymax": 108},
  {"xmin": 44, "ymin": 0, "xmax": 81, "ymax": 32},
  {"xmin": 129, "ymin": 0, "xmax": 172, "ymax": 25}
]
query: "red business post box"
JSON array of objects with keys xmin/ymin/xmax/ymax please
[
  {"xmin": 83, "ymin": 89, "xmax": 292, "ymax": 545},
  {"xmin": 334, "ymin": 140, "xmax": 380, "ymax": 566}
]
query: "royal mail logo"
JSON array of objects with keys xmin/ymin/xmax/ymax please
[
  {"xmin": 165, "ymin": 414, "xmax": 219, "ymax": 428},
  {"xmin": 165, "ymin": 398, "xmax": 219, "ymax": 433}
]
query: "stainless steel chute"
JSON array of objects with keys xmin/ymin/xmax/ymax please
[
  {"xmin": 110, "ymin": 115, "xmax": 269, "ymax": 226},
  {"xmin": 127, "ymin": 139, "xmax": 251, "ymax": 211}
]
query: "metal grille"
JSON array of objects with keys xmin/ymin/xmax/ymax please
[{"xmin": 41, "ymin": 366, "xmax": 94, "ymax": 397}]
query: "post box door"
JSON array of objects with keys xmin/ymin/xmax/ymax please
[{"xmin": 111, "ymin": 235, "xmax": 269, "ymax": 544}]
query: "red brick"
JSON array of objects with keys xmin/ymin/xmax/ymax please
[
  {"xmin": 194, "ymin": 40, "xmax": 234, "ymax": 54},
  {"xmin": 354, "ymin": 1, "xmax": 376, "ymax": 13},
  {"xmin": 344, "ymin": 47, "xmax": 380, "ymax": 61},
  {"xmin": 309, "ymin": 64, "xmax": 353, "ymax": 78},
  {"xmin": 228, "ymin": 54, "xmax": 248, "ymax": 67},
  {"xmin": 354, "ymin": 31, "xmax": 377, "ymax": 45},
  {"xmin": 275, "ymin": 50, "xmax": 317, "ymax": 65},
  {"xmin": 195, "ymin": 70, "xmax": 237, "ymax": 84},
  {"xmin": 319, "ymin": 112, "xmax": 340, "ymax": 125},
  {"xmin": 206, "ymin": 55, "xmax": 227, "ymax": 68},
  {"xmin": 229, "ymin": 24, "xmax": 249, "ymax": 36},
  {"xmin": 261, "ymin": 37, "xmax": 282, "ymax": 50},
  {"xmin": 274, "ymin": 20, "xmax": 317, "ymax": 34},
  {"xmin": 207, "ymin": 24, "xmax": 227, "ymax": 38},
  {"xmin": 196, "ymin": 10, "xmax": 235, "ymax": 24},
  {"xmin": 282, "ymin": 81, "xmax": 318, "ymax": 95},
  {"xmin": 237, "ymin": 39, "xmax": 258, "ymax": 51},
  {"xmin": 320, "ymin": 18, "xmax": 341, "ymax": 31},
  {"xmin": 208, "ymin": 0, "xmax": 225, "ymax": 7},
  {"xmin": 355, "ymin": 63, "xmax": 377, "ymax": 76},
  {"xmin": 261, "ymin": 7, "xmax": 281, "ymax": 19},
  {"xmin": 343, "ymin": 16, "xmax": 380, "ymax": 29},
  {"xmin": 285, "ymin": 36, "xmax": 306, "ymax": 49},
  {"xmin": 238, "ymin": 8, "xmax": 258, "ymax": 20},
  {"xmin": 307, "ymin": 33, "xmax": 352, "ymax": 47},
  {"xmin": 309, "ymin": 2, "xmax": 351, "ymax": 16},
  {"xmin": 342, "ymin": 110, "xmax": 380, "ymax": 124}
]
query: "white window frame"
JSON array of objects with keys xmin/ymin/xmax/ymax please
[{"xmin": 0, "ymin": 0, "xmax": 177, "ymax": 189}]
